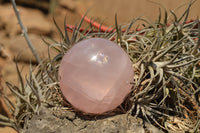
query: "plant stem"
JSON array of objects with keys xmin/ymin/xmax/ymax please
[{"xmin": 10, "ymin": 0, "xmax": 41, "ymax": 63}]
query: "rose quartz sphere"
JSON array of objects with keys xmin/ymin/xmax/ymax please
[{"xmin": 59, "ymin": 38, "xmax": 134, "ymax": 114}]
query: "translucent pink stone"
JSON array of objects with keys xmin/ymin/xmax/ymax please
[{"xmin": 59, "ymin": 38, "xmax": 134, "ymax": 114}]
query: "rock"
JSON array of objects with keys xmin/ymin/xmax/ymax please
[
  {"xmin": 59, "ymin": 38, "xmax": 134, "ymax": 114},
  {"xmin": 73, "ymin": 0, "xmax": 200, "ymax": 27},
  {"xmin": 59, "ymin": 0, "xmax": 76, "ymax": 11},
  {"xmin": 15, "ymin": 0, "xmax": 49, "ymax": 11},
  {"xmin": 0, "ymin": 4, "xmax": 53, "ymax": 37},
  {"xmin": 7, "ymin": 34, "xmax": 57, "ymax": 63},
  {"xmin": 24, "ymin": 106, "xmax": 147, "ymax": 133},
  {"xmin": 0, "ymin": 127, "xmax": 17, "ymax": 133}
]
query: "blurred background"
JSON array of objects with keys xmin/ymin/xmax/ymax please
[{"xmin": 0, "ymin": 0, "xmax": 200, "ymax": 132}]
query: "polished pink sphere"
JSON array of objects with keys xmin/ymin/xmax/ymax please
[{"xmin": 59, "ymin": 38, "xmax": 134, "ymax": 114}]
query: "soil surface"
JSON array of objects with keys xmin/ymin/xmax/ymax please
[
  {"xmin": 24, "ymin": 106, "xmax": 163, "ymax": 133},
  {"xmin": 0, "ymin": 0, "xmax": 200, "ymax": 132}
]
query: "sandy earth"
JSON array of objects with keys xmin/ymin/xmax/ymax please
[{"xmin": 0, "ymin": 0, "xmax": 200, "ymax": 132}]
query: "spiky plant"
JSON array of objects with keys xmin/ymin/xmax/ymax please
[{"xmin": 0, "ymin": 0, "xmax": 200, "ymax": 132}]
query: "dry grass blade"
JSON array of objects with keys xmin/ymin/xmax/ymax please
[
  {"xmin": 115, "ymin": 14, "xmax": 122, "ymax": 45},
  {"xmin": 167, "ymin": 57, "xmax": 200, "ymax": 69},
  {"xmin": 64, "ymin": 16, "xmax": 71, "ymax": 45},
  {"xmin": 0, "ymin": 121, "xmax": 14, "ymax": 128},
  {"xmin": 26, "ymin": 79, "xmax": 41, "ymax": 108},
  {"xmin": 0, "ymin": 114, "xmax": 14, "ymax": 122},
  {"xmin": 42, "ymin": 37, "xmax": 62, "ymax": 53},
  {"xmin": 153, "ymin": 36, "xmax": 186, "ymax": 61},
  {"xmin": 6, "ymin": 82, "xmax": 35, "ymax": 113},
  {"xmin": 53, "ymin": 16, "xmax": 65, "ymax": 41},
  {"xmin": 2, "ymin": 95, "xmax": 15, "ymax": 114},
  {"xmin": 15, "ymin": 63, "xmax": 25, "ymax": 94}
]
